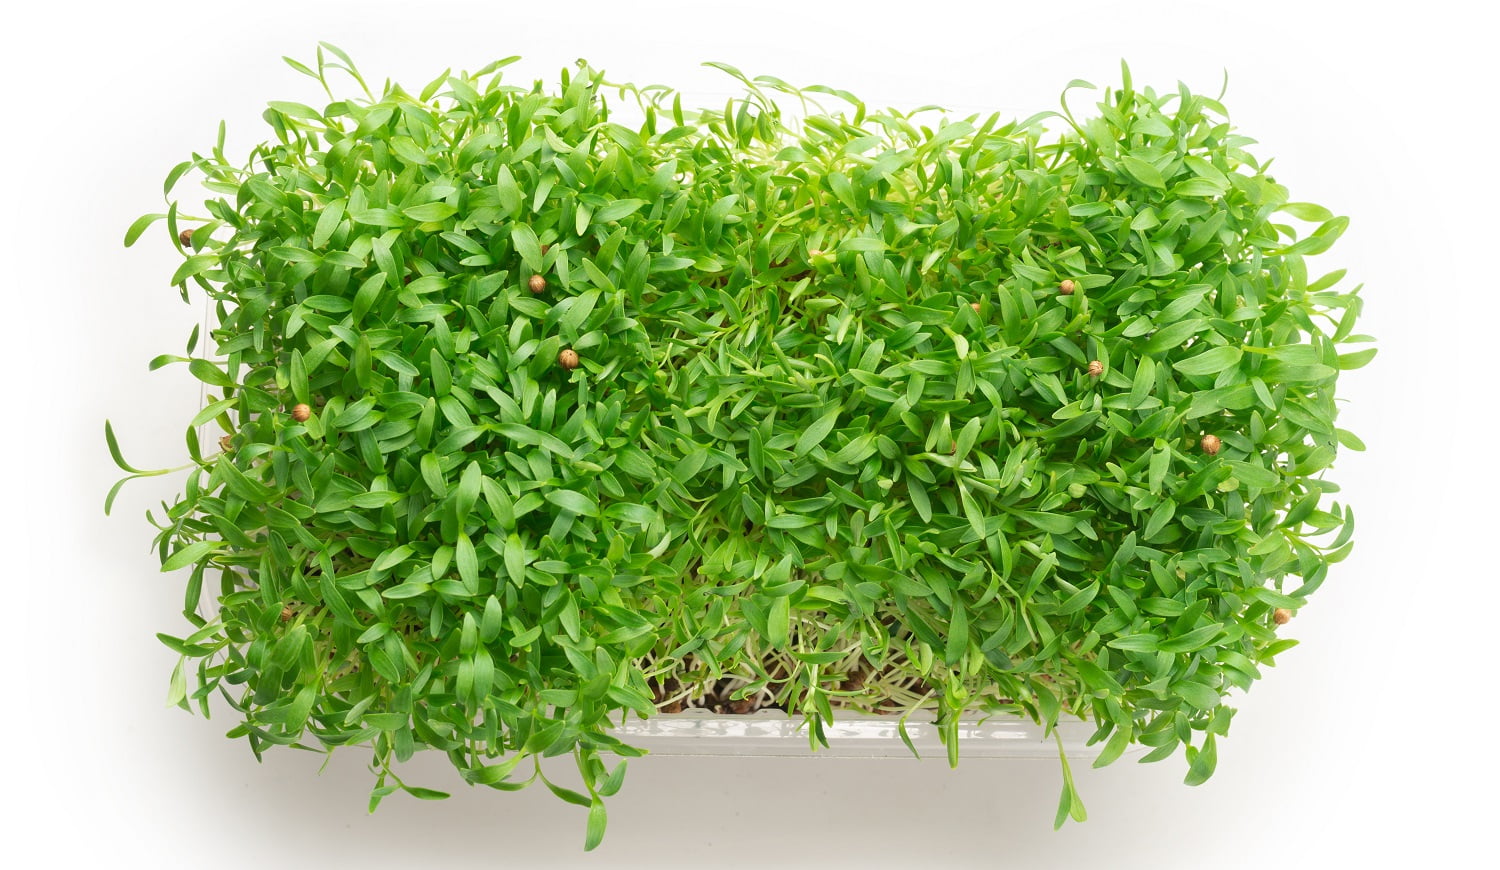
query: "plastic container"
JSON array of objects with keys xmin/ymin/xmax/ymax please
[{"xmin": 610, "ymin": 709, "xmax": 1104, "ymax": 759}]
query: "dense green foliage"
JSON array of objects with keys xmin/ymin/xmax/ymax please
[{"xmin": 111, "ymin": 45, "xmax": 1370, "ymax": 845}]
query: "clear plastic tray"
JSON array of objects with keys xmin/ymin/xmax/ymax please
[{"xmin": 610, "ymin": 710, "xmax": 1104, "ymax": 759}]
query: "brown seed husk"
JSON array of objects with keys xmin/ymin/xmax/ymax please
[
  {"xmin": 528, "ymin": 274, "xmax": 547, "ymax": 293},
  {"xmin": 1273, "ymin": 608, "xmax": 1294, "ymax": 625},
  {"xmin": 291, "ymin": 403, "xmax": 312, "ymax": 422},
  {"xmin": 1059, "ymin": 279, "xmax": 1076, "ymax": 295},
  {"xmin": 1087, "ymin": 360, "xmax": 1104, "ymax": 377},
  {"xmin": 559, "ymin": 349, "xmax": 580, "ymax": 370},
  {"xmin": 1201, "ymin": 433, "xmax": 1222, "ymax": 455}
]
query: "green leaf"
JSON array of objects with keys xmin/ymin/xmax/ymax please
[
  {"xmin": 1226, "ymin": 461, "xmax": 1279, "ymax": 489},
  {"xmin": 944, "ymin": 604, "xmax": 968, "ymax": 665},
  {"xmin": 268, "ymin": 100, "xmax": 325, "ymax": 121},
  {"xmin": 163, "ymin": 160, "xmax": 194, "ymax": 196},
  {"xmin": 455, "ymin": 533, "xmax": 478, "ymax": 587},
  {"xmin": 190, "ymin": 397, "xmax": 238, "ymax": 429},
  {"xmin": 105, "ymin": 420, "xmax": 146, "ymax": 474},
  {"xmin": 1184, "ymin": 733, "xmax": 1218, "ymax": 786},
  {"xmin": 1335, "ymin": 428, "xmax": 1366, "ymax": 451},
  {"xmin": 320, "ymin": 572, "xmax": 358, "ymax": 625},
  {"xmin": 1261, "ymin": 361, "xmax": 1337, "ymax": 383},
  {"xmin": 420, "ymin": 452, "xmax": 447, "ymax": 496},
  {"xmin": 535, "ymin": 776, "xmax": 590, "ymax": 807},
  {"xmin": 1172, "ymin": 346, "xmax": 1242, "ymax": 376},
  {"xmin": 455, "ymin": 461, "xmax": 481, "ymax": 524},
  {"xmin": 1055, "ymin": 581, "xmax": 1099, "ymax": 616},
  {"xmin": 156, "ymin": 633, "xmax": 213, "ymax": 657},
  {"xmin": 480, "ymin": 596, "xmax": 504, "ymax": 644},
  {"xmin": 839, "ymin": 236, "xmax": 886, "ymax": 253},
  {"xmin": 767, "ymin": 595, "xmax": 790, "ymax": 647},
  {"xmin": 598, "ymin": 760, "xmax": 629, "ymax": 797},
  {"xmin": 373, "ymin": 545, "xmax": 415, "ymax": 572},
  {"xmin": 382, "ymin": 581, "xmax": 431, "ymax": 600},
  {"xmin": 1338, "ymin": 348, "xmax": 1377, "ymax": 370},
  {"xmin": 595, "ymin": 199, "xmax": 647, "ymax": 222},
  {"xmin": 1018, "ymin": 511, "xmax": 1074, "ymax": 534},
  {"xmin": 584, "ymin": 799, "xmax": 608, "ymax": 851},
  {"xmin": 1128, "ymin": 356, "xmax": 1155, "ymax": 408},
  {"xmin": 188, "ymin": 359, "xmax": 236, "ymax": 388},
  {"xmin": 907, "ymin": 480, "xmax": 932, "ymax": 523},
  {"xmin": 124, "ymin": 213, "xmax": 167, "ymax": 247},
  {"xmin": 403, "ymin": 202, "xmax": 457, "ymax": 222},
  {"xmin": 350, "ymin": 208, "xmax": 406, "ymax": 227},
  {"xmin": 559, "ymin": 290, "xmax": 600, "ymax": 334},
  {"xmin": 1174, "ymin": 680, "xmax": 1222, "ymax": 710},
  {"xmin": 356, "ymin": 623, "xmax": 390, "ymax": 644},
  {"xmin": 1120, "ymin": 155, "xmax": 1165, "ymax": 188},
  {"xmin": 170, "ymin": 255, "xmax": 217, "ymax": 285},
  {"xmin": 495, "ymin": 165, "xmax": 523, "ymax": 216},
  {"xmin": 958, "ymin": 481, "xmax": 986, "ymax": 539},
  {"xmin": 1143, "ymin": 500, "xmax": 1176, "ymax": 539},
  {"xmin": 389, "ymin": 136, "xmax": 432, "ymax": 167},
  {"xmin": 1157, "ymin": 624, "xmax": 1223, "ymax": 653},
  {"xmin": 1280, "ymin": 216, "xmax": 1349, "ymax": 256},
  {"xmin": 1141, "ymin": 319, "xmax": 1207, "ymax": 354},
  {"xmin": 1092, "ymin": 725, "xmax": 1133, "ymax": 769},
  {"xmin": 1279, "ymin": 202, "xmax": 1333, "ymax": 222},
  {"xmin": 546, "ymin": 489, "xmax": 599, "ymax": 517},
  {"xmin": 511, "ymin": 224, "xmax": 542, "ymax": 271},
  {"xmin": 167, "ymin": 656, "xmax": 188, "ymax": 707},
  {"xmin": 503, "ymin": 534, "xmax": 527, "ymax": 587},
  {"xmin": 162, "ymin": 541, "xmax": 217, "ymax": 573},
  {"xmin": 1107, "ymin": 634, "xmax": 1159, "ymax": 653},
  {"xmin": 767, "ymin": 513, "xmax": 816, "ymax": 529},
  {"xmin": 312, "ymin": 199, "xmax": 346, "ymax": 248},
  {"xmin": 795, "ymin": 407, "xmax": 840, "ymax": 454},
  {"xmin": 1053, "ymin": 735, "xmax": 1088, "ymax": 828}
]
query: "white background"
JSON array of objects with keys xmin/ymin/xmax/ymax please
[{"xmin": 2, "ymin": 1, "xmax": 1495, "ymax": 867}]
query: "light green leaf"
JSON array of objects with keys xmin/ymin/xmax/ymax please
[
  {"xmin": 1120, "ymin": 155, "xmax": 1165, "ymax": 188},
  {"xmin": 1279, "ymin": 202, "xmax": 1333, "ymax": 221},
  {"xmin": 511, "ymin": 224, "xmax": 542, "ymax": 270},
  {"xmin": 1338, "ymin": 348, "xmax": 1377, "ymax": 370},
  {"xmin": 595, "ymin": 199, "xmax": 647, "ymax": 222},
  {"xmin": 170, "ymin": 255, "xmax": 217, "ymax": 285},
  {"xmin": 124, "ymin": 213, "xmax": 167, "ymax": 247},
  {"xmin": 312, "ymin": 199, "xmax": 346, "ymax": 248},
  {"xmin": 584, "ymin": 800, "xmax": 608, "ymax": 851},
  {"xmin": 404, "ymin": 202, "xmax": 457, "ymax": 222},
  {"xmin": 162, "ymin": 541, "xmax": 217, "ymax": 573},
  {"xmin": 1172, "ymin": 346, "xmax": 1243, "ymax": 376},
  {"xmin": 546, "ymin": 489, "xmax": 599, "ymax": 517}
]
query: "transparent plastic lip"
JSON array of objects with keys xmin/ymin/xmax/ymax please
[{"xmin": 609, "ymin": 710, "xmax": 1105, "ymax": 759}]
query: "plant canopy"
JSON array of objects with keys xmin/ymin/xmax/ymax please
[{"xmin": 110, "ymin": 45, "xmax": 1370, "ymax": 847}]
